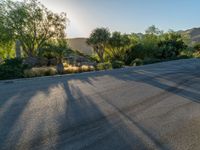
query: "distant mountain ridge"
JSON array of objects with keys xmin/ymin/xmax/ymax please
[{"xmin": 179, "ymin": 27, "xmax": 200, "ymax": 44}]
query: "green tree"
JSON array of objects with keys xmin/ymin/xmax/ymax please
[
  {"xmin": 157, "ymin": 32, "xmax": 186, "ymax": 59},
  {"xmin": 0, "ymin": 43, "xmax": 15, "ymax": 59},
  {"xmin": 141, "ymin": 34, "xmax": 160, "ymax": 58},
  {"xmin": 145, "ymin": 25, "xmax": 163, "ymax": 35},
  {"xmin": 39, "ymin": 39, "xmax": 70, "ymax": 74},
  {"xmin": 107, "ymin": 32, "xmax": 130, "ymax": 61},
  {"xmin": 0, "ymin": 2, "xmax": 14, "ymax": 59},
  {"xmin": 194, "ymin": 43, "xmax": 200, "ymax": 52},
  {"xmin": 87, "ymin": 28, "xmax": 110, "ymax": 62},
  {"xmin": 1, "ymin": 0, "xmax": 68, "ymax": 57}
]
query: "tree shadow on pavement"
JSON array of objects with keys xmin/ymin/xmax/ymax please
[{"xmin": 0, "ymin": 62, "xmax": 199, "ymax": 150}]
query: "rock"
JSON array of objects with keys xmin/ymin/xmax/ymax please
[
  {"xmin": 48, "ymin": 58, "xmax": 57, "ymax": 66},
  {"xmin": 23, "ymin": 57, "xmax": 48, "ymax": 67},
  {"xmin": 37, "ymin": 57, "xmax": 48, "ymax": 66},
  {"xmin": 56, "ymin": 63, "xmax": 64, "ymax": 74}
]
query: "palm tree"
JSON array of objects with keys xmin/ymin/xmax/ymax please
[{"xmin": 39, "ymin": 39, "xmax": 70, "ymax": 74}]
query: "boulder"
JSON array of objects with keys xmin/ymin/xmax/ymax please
[
  {"xmin": 48, "ymin": 58, "xmax": 57, "ymax": 66},
  {"xmin": 23, "ymin": 57, "xmax": 48, "ymax": 67}
]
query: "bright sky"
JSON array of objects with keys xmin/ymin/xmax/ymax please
[{"xmin": 38, "ymin": 0, "xmax": 200, "ymax": 38}]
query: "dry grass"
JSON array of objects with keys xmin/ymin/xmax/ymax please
[
  {"xmin": 64, "ymin": 65, "xmax": 95, "ymax": 74},
  {"xmin": 24, "ymin": 64, "xmax": 95, "ymax": 78},
  {"xmin": 24, "ymin": 67, "xmax": 57, "ymax": 78}
]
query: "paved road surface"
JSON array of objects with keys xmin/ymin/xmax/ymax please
[{"xmin": 0, "ymin": 59, "xmax": 200, "ymax": 150}]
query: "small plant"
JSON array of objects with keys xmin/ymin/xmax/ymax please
[
  {"xmin": 96, "ymin": 62, "xmax": 112, "ymax": 70},
  {"xmin": 131, "ymin": 58, "xmax": 143, "ymax": 66},
  {"xmin": 193, "ymin": 51, "xmax": 200, "ymax": 58},
  {"xmin": 111, "ymin": 60, "xmax": 125, "ymax": 68}
]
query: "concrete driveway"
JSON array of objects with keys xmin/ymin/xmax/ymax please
[{"xmin": 0, "ymin": 59, "xmax": 200, "ymax": 150}]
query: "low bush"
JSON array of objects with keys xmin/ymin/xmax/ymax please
[
  {"xmin": 80, "ymin": 65, "xmax": 95, "ymax": 72},
  {"xmin": 111, "ymin": 60, "xmax": 125, "ymax": 69},
  {"xmin": 0, "ymin": 58, "xmax": 27, "ymax": 80},
  {"xmin": 131, "ymin": 58, "xmax": 143, "ymax": 66},
  {"xmin": 143, "ymin": 58, "xmax": 162, "ymax": 65},
  {"xmin": 24, "ymin": 67, "xmax": 57, "ymax": 78},
  {"xmin": 64, "ymin": 66, "xmax": 81, "ymax": 74},
  {"xmin": 180, "ymin": 50, "xmax": 194, "ymax": 58},
  {"xmin": 177, "ymin": 55, "xmax": 191, "ymax": 59},
  {"xmin": 64, "ymin": 65, "xmax": 95, "ymax": 74},
  {"xmin": 96, "ymin": 62, "xmax": 112, "ymax": 70},
  {"xmin": 193, "ymin": 52, "xmax": 200, "ymax": 58}
]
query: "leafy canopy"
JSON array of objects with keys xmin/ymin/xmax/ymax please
[
  {"xmin": 87, "ymin": 28, "xmax": 110, "ymax": 62},
  {"xmin": 0, "ymin": 0, "xmax": 68, "ymax": 57}
]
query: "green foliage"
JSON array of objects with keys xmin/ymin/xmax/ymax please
[
  {"xmin": 145, "ymin": 25, "xmax": 163, "ymax": 35},
  {"xmin": 131, "ymin": 58, "xmax": 143, "ymax": 66},
  {"xmin": 0, "ymin": 58, "xmax": 27, "ymax": 80},
  {"xmin": 0, "ymin": 1, "xmax": 14, "ymax": 46},
  {"xmin": 193, "ymin": 52, "xmax": 200, "ymax": 58},
  {"xmin": 1, "ymin": 0, "xmax": 68, "ymax": 57},
  {"xmin": 157, "ymin": 32, "xmax": 186, "ymax": 59},
  {"xmin": 125, "ymin": 32, "xmax": 160, "ymax": 65},
  {"xmin": 96, "ymin": 62, "xmax": 112, "ymax": 70},
  {"xmin": 39, "ymin": 39, "xmax": 70, "ymax": 61},
  {"xmin": 180, "ymin": 49, "xmax": 194, "ymax": 58},
  {"xmin": 106, "ymin": 32, "xmax": 130, "ymax": 61},
  {"xmin": 111, "ymin": 60, "xmax": 124, "ymax": 68},
  {"xmin": 39, "ymin": 38, "xmax": 70, "ymax": 74},
  {"xmin": 194, "ymin": 43, "xmax": 200, "ymax": 52},
  {"xmin": 89, "ymin": 54, "xmax": 100, "ymax": 62},
  {"xmin": 0, "ymin": 42, "xmax": 15, "ymax": 59},
  {"xmin": 143, "ymin": 58, "xmax": 162, "ymax": 65},
  {"xmin": 141, "ymin": 34, "xmax": 160, "ymax": 58},
  {"xmin": 87, "ymin": 28, "xmax": 111, "ymax": 62},
  {"xmin": 125, "ymin": 29, "xmax": 188, "ymax": 65}
]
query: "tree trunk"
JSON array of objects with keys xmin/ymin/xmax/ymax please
[
  {"xmin": 15, "ymin": 40, "xmax": 21, "ymax": 58},
  {"xmin": 56, "ymin": 58, "xmax": 64, "ymax": 74}
]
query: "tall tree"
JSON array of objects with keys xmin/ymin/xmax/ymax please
[
  {"xmin": 39, "ymin": 38, "xmax": 70, "ymax": 74},
  {"xmin": 0, "ymin": 0, "xmax": 68, "ymax": 57},
  {"xmin": 157, "ymin": 32, "xmax": 186, "ymax": 59},
  {"xmin": 107, "ymin": 32, "xmax": 130, "ymax": 61},
  {"xmin": 87, "ymin": 28, "xmax": 110, "ymax": 62},
  {"xmin": 145, "ymin": 25, "xmax": 163, "ymax": 35}
]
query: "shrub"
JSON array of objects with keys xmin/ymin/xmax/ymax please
[
  {"xmin": 96, "ymin": 62, "xmax": 112, "ymax": 70},
  {"xmin": 0, "ymin": 58, "xmax": 27, "ymax": 80},
  {"xmin": 193, "ymin": 52, "xmax": 200, "ymax": 58},
  {"xmin": 124, "ymin": 44, "xmax": 145, "ymax": 65},
  {"xmin": 64, "ymin": 65, "xmax": 95, "ymax": 74},
  {"xmin": 177, "ymin": 55, "xmax": 191, "ymax": 59},
  {"xmin": 112, "ymin": 60, "xmax": 125, "ymax": 68},
  {"xmin": 63, "ymin": 62, "xmax": 69, "ymax": 68},
  {"xmin": 24, "ymin": 67, "xmax": 57, "ymax": 78},
  {"xmin": 180, "ymin": 49, "xmax": 194, "ymax": 58},
  {"xmin": 81, "ymin": 65, "xmax": 95, "ymax": 72},
  {"xmin": 64, "ymin": 66, "xmax": 81, "ymax": 74},
  {"xmin": 143, "ymin": 58, "xmax": 162, "ymax": 65},
  {"xmin": 131, "ymin": 58, "xmax": 143, "ymax": 66}
]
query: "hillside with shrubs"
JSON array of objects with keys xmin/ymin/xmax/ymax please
[{"xmin": 0, "ymin": 0, "xmax": 200, "ymax": 80}]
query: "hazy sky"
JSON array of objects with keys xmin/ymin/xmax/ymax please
[{"xmin": 38, "ymin": 0, "xmax": 200, "ymax": 38}]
